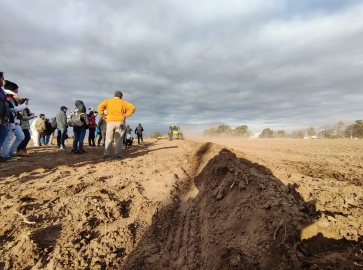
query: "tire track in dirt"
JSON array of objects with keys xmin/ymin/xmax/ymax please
[{"xmin": 1, "ymin": 139, "xmax": 363, "ymax": 269}]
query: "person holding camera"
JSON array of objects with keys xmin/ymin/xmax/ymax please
[
  {"xmin": 1, "ymin": 80, "xmax": 27, "ymax": 160},
  {"xmin": 16, "ymin": 102, "xmax": 36, "ymax": 156}
]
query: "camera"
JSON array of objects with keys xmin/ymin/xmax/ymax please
[{"xmin": 24, "ymin": 98, "xmax": 29, "ymax": 102}]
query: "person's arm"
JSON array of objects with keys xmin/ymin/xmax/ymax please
[
  {"xmin": 97, "ymin": 117, "xmax": 102, "ymax": 129},
  {"xmin": 21, "ymin": 111, "xmax": 34, "ymax": 121},
  {"xmin": 124, "ymin": 102, "xmax": 136, "ymax": 117},
  {"xmin": 13, "ymin": 103, "xmax": 28, "ymax": 112},
  {"xmin": 62, "ymin": 112, "xmax": 67, "ymax": 126},
  {"xmin": 41, "ymin": 120, "xmax": 46, "ymax": 130},
  {"xmin": 98, "ymin": 100, "xmax": 107, "ymax": 120},
  {"xmin": 85, "ymin": 114, "xmax": 90, "ymax": 126}
]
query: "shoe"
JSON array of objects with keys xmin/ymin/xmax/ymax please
[
  {"xmin": 2, "ymin": 157, "xmax": 18, "ymax": 162},
  {"xmin": 16, "ymin": 150, "xmax": 29, "ymax": 156},
  {"xmin": 71, "ymin": 149, "xmax": 79, "ymax": 154},
  {"xmin": 115, "ymin": 155, "xmax": 122, "ymax": 160},
  {"xmin": 80, "ymin": 149, "xmax": 87, "ymax": 153},
  {"xmin": 0, "ymin": 157, "xmax": 10, "ymax": 162},
  {"xmin": 102, "ymin": 154, "xmax": 111, "ymax": 160},
  {"xmin": 59, "ymin": 146, "xmax": 65, "ymax": 150},
  {"xmin": 10, "ymin": 155, "xmax": 21, "ymax": 160}
]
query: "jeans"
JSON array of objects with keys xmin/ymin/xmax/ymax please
[
  {"xmin": 73, "ymin": 127, "xmax": 86, "ymax": 151},
  {"xmin": 45, "ymin": 135, "xmax": 50, "ymax": 145},
  {"xmin": 40, "ymin": 136, "xmax": 45, "ymax": 145},
  {"xmin": 17, "ymin": 129, "xmax": 31, "ymax": 151},
  {"xmin": 2, "ymin": 124, "xmax": 25, "ymax": 157},
  {"xmin": 0, "ymin": 123, "xmax": 8, "ymax": 149},
  {"xmin": 57, "ymin": 128, "xmax": 67, "ymax": 147}
]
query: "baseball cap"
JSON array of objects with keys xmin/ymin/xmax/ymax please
[{"xmin": 60, "ymin": 106, "xmax": 68, "ymax": 110}]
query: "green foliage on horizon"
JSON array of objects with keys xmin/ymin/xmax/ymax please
[
  {"xmin": 152, "ymin": 132, "xmax": 161, "ymax": 138},
  {"xmin": 203, "ymin": 124, "xmax": 252, "ymax": 138},
  {"xmin": 203, "ymin": 120, "xmax": 363, "ymax": 139}
]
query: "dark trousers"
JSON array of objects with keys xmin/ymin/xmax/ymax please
[
  {"xmin": 17, "ymin": 129, "xmax": 31, "ymax": 151},
  {"xmin": 98, "ymin": 130, "xmax": 106, "ymax": 146},
  {"xmin": 137, "ymin": 134, "xmax": 143, "ymax": 144},
  {"xmin": 73, "ymin": 127, "xmax": 86, "ymax": 151},
  {"xmin": 88, "ymin": 128, "xmax": 96, "ymax": 146},
  {"xmin": 57, "ymin": 128, "xmax": 67, "ymax": 147},
  {"xmin": 0, "ymin": 124, "xmax": 8, "ymax": 149}
]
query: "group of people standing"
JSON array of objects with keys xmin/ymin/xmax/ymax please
[{"xmin": 0, "ymin": 72, "xmax": 145, "ymax": 162}]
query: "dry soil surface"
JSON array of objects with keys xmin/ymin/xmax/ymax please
[{"xmin": 0, "ymin": 138, "xmax": 362, "ymax": 270}]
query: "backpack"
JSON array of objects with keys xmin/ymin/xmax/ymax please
[
  {"xmin": 67, "ymin": 110, "xmax": 84, "ymax": 127},
  {"xmin": 51, "ymin": 117, "xmax": 57, "ymax": 129}
]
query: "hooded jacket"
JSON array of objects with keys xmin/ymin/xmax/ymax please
[
  {"xmin": 72, "ymin": 100, "xmax": 89, "ymax": 129},
  {"xmin": 88, "ymin": 114, "xmax": 97, "ymax": 129},
  {"xmin": 20, "ymin": 109, "xmax": 33, "ymax": 129}
]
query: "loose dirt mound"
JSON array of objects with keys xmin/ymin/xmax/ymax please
[{"xmin": 0, "ymin": 140, "xmax": 362, "ymax": 269}]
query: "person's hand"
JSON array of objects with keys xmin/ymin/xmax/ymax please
[
  {"xmin": 24, "ymin": 100, "xmax": 28, "ymax": 105},
  {"xmin": 123, "ymin": 114, "xmax": 127, "ymax": 118}
]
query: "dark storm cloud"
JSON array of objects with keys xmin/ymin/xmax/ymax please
[{"xmin": 1, "ymin": 0, "xmax": 363, "ymax": 135}]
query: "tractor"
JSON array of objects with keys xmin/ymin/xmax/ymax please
[{"xmin": 168, "ymin": 125, "xmax": 184, "ymax": 140}]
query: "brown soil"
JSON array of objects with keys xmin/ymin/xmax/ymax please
[{"xmin": 0, "ymin": 138, "xmax": 362, "ymax": 269}]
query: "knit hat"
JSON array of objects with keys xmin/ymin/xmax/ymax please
[{"xmin": 4, "ymin": 80, "xmax": 18, "ymax": 91}]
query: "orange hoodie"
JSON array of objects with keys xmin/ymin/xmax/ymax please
[{"xmin": 98, "ymin": 97, "xmax": 136, "ymax": 123}]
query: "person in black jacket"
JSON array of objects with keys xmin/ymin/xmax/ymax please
[
  {"xmin": 135, "ymin": 123, "xmax": 144, "ymax": 145},
  {"xmin": 70, "ymin": 100, "xmax": 89, "ymax": 154},
  {"xmin": 0, "ymin": 72, "xmax": 9, "ymax": 152}
]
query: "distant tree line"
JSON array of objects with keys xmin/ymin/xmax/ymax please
[
  {"xmin": 203, "ymin": 124, "xmax": 252, "ymax": 138},
  {"xmin": 269, "ymin": 120, "xmax": 363, "ymax": 139},
  {"xmin": 203, "ymin": 120, "xmax": 363, "ymax": 139}
]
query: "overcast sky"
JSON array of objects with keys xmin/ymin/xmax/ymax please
[{"xmin": 1, "ymin": 0, "xmax": 362, "ymax": 135}]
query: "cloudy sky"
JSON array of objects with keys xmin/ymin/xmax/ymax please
[{"xmin": 1, "ymin": 0, "xmax": 362, "ymax": 135}]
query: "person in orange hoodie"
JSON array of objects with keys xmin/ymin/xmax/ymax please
[{"xmin": 98, "ymin": 91, "xmax": 135, "ymax": 160}]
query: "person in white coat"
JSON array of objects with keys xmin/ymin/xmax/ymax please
[{"xmin": 30, "ymin": 114, "xmax": 46, "ymax": 147}]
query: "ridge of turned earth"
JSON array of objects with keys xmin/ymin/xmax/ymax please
[{"xmin": 0, "ymin": 139, "xmax": 362, "ymax": 269}]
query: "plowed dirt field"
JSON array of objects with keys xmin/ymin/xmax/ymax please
[{"xmin": 0, "ymin": 138, "xmax": 362, "ymax": 269}]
